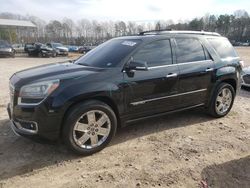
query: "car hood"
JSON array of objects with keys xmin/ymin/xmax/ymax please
[
  {"xmin": 243, "ymin": 66, "xmax": 250, "ymax": 74},
  {"xmin": 41, "ymin": 46, "xmax": 53, "ymax": 51},
  {"xmin": 56, "ymin": 46, "xmax": 68, "ymax": 51},
  {"xmin": 11, "ymin": 62, "xmax": 102, "ymax": 87}
]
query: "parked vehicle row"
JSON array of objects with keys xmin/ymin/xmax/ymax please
[
  {"xmin": 0, "ymin": 39, "xmax": 96, "ymax": 58},
  {"xmin": 232, "ymin": 41, "xmax": 250, "ymax": 46},
  {"xmin": 25, "ymin": 43, "xmax": 56, "ymax": 57}
]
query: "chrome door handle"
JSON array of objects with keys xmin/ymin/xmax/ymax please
[
  {"xmin": 205, "ymin": 68, "xmax": 214, "ymax": 72},
  {"xmin": 166, "ymin": 73, "xmax": 178, "ymax": 78}
]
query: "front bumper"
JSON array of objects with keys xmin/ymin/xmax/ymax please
[
  {"xmin": 57, "ymin": 51, "xmax": 68, "ymax": 55},
  {"xmin": 41, "ymin": 51, "xmax": 53, "ymax": 57},
  {"xmin": 7, "ymin": 103, "xmax": 61, "ymax": 140},
  {"xmin": 0, "ymin": 51, "xmax": 13, "ymax": 56}
]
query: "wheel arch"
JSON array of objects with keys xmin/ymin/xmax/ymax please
[
  {"xmin": 222, "ymin": 78, "xmax": 237, "ymax": 92},
  {"xmin": 206, "ymin": 77, "xmax": 237, "ymax": 108},
  {"xmin": 60, "ymin": 96, "xmax": 121, "ymax": 138}
]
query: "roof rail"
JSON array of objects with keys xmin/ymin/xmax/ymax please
[
  {"xmin": 138, "ymin": 30, "xmax": 220, "ymax": 36},
  {"xmin": 139, "ymin": 29, "xmax": 173, "ymax": 35}
]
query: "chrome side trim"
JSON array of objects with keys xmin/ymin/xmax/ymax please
[
  {"xmin": 131, "ymin": 88, "xmax": 207, "ymax": 106},
  {"xmin": 147, "ymin": 60, "xmax": 212, "ymax": 70},
  {"xmin": 176, "ymin": 60, "xmax": 213, "ymax": 66},
  {"xmin": 148, "ymin": 64, "xmax": 177, "ymax": 69}
]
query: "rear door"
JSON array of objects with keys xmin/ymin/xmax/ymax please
[
  {"xmin": 123, "ymin": 39, "xmax": 180, "ymax": 119},
  {"xmin": 174, "ymin": 37, "xmax": 215, "ymax": 107}
]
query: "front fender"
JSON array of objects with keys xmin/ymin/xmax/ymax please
[{"xmin": 51, "ymin": 81, "xmax": 123, "ymax": 115}]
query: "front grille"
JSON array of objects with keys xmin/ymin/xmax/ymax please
[{"xmin": 243, "ymin": 75, "xmax": 250, "ymax": 84}]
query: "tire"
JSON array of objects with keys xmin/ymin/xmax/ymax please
[
  {"xmin": 208, "ymin": 82, "xmax": 235, "ymax": 118},
  {"xmin": 38, "ymin": 52, "xmax": 43, "ymax": 58},
  {"xmin": 11, "ymin": 50, "xmax": 15, "ymax": 58},
  {"xmin": 62, "ymin": 100, "xmax": 117, "ymax": 155},
  {"xmin": 52, "ymin": 52, "xmax": 57, "ymax": 57}
]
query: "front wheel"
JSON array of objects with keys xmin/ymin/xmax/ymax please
[
  {"xmin": 38, "ymin": 52, "xmax": 43, "ymax": 58},
  {"xmin": 62, "ymin": 100, "xmax": 117, "ymax": 155},
  {"xmin": 208, "ymin": 83, "xmax": 235, "ymax": 118}
]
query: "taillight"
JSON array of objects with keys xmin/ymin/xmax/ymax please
[{"xmin": 239, "ymin": 60, "xmax": 244, "ymax": 68}]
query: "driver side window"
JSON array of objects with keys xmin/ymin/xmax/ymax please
[{"xmin": 133, "ymin": 40, "xmax": 173, "ymax": 67}]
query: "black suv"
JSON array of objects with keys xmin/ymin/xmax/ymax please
[
  {"xmin": 7, "ymin": 30, "xmax": 243, "ymax": 155},
  {"xmin": 25, "ymin": 43, "xmax": 56, "ymax": 57}
]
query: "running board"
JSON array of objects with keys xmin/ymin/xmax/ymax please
[{"xmin": 125, "ymin": 103, "xmax": 205, "ymax": 124}]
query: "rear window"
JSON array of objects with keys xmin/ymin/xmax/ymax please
[
  {"xmin": 176, "ymin": 38, "xmax": 206, "ymax": 63},
  {"xmin": 207, "ymin": 38, "xmax": 238, "ymax": 59}
]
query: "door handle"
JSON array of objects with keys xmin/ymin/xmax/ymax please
[
  {"xmin": 205, "ymin": 68, "xmax": 214, "ymax": 72},
  {"xmin": 166, "ymin": 73, "xmax": 178, "ymax": 78}
]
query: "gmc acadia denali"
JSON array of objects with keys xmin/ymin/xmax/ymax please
[{"xmin": 7, "ymin": 30, "xmax": 243, "ymax": 155}]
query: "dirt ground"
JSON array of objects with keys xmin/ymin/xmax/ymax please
[{"xmin": 0, "ymin": 48, "xmax": 249, "ymax": 188}]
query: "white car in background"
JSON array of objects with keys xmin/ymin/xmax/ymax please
[
  {"xmin": 46, "ymin": 42, "xmax": 69, "ymax": 56},
  {"xmin": 12, "ymin": 43, "xmax": 25, "ymax": 53}
]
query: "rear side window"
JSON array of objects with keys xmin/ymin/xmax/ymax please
[
  {"xmin": 176, "ymin": 38, "xmax": 206, "ymax": 63},
  {"xmin": 133, "ymin": 40, "xmax": 172, "ymax": 67},
  {"xmin": 207, "ymin": 38, "xmax": 238, "ymax": 59}
]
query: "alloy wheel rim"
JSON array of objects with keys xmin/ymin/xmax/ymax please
[
  {"xmin": 73, "ymin": 110, "xmax": 111, "ymax": 149},
  {"xmin": 215, "ymin": 88, "xmax": 232, "ymax": 115}
]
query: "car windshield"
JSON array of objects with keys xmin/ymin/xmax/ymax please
[
  {"xmin": 75, "ymin": 39, "xmax": 141, "ymax": 68},
  {"xmin": 52, "ymin": 43, "xmax": 63, "ymax": 48}
]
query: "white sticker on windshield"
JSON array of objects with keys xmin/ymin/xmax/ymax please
[{"xmin": 122, "ymin": 41, "xmax": 137, "ymax": 46}]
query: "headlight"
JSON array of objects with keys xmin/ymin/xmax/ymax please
[{"xmin": 18, "ymin": 80, "xmax": 59, "ymax": 105}]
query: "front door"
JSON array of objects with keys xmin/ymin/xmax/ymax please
[{"xmin": 123, "ymin": 39, "xmax": 180, "ymax": 120}]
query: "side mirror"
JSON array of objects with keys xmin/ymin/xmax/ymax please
[{"xmin": 126, "ymin": 60, "xmax": 148, "ymax": 71}]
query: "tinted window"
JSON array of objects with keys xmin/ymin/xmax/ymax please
[
  {"xmin": 76, "ymin": 39, "xmax": 141, "ymax": 68},
  {"xmin": 208, "ymin": 38, "xmax": 238, "ymax": 59},
  {"xmin": 133, "ymin": 40, "xmax": 172, "ymax": 67},
  {"xmin": 176, "ymin": 38, "xmax": 206, "ymax": 63}
]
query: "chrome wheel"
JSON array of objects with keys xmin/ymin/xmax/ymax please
[
  {"xmin": 215, "ymin": 88, "xmax": 233, "ymax": 115},
  {"xmin": 73, "ymin": 110, "xmax": 111, "ymax": 149}
]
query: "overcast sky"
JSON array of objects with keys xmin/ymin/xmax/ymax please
[{"xmin": 1, "ymin": 0, "xmax": 250, "ymax": 22}]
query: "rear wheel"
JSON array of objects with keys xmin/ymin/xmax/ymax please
[
  {"xmin": 208, "ymin": 83, "xmax": 235, "ymax": 118},
  {"xmin": 62, "ymin": 100, "xmax": 117, "ymax": 155}
]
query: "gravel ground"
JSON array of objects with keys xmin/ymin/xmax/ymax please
[{"xmin": 0, "ymin": 48, "xmax": 250, "ymax": 188}]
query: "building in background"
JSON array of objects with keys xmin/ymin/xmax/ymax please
[{"xmin": 0, "ymin": 18, "xmax": 37, "ymax": 44}]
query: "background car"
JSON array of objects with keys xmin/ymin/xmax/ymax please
[
  {"xmin": 26, "ymin": 43, "xmax": 56, "ymax": 57},
  {"xmin": 24, "ymin": 43, "xmax": 34, "ymax": 53},
  {"xmin": 242, "ymin": 66, "xmax": 250, "ymax": 88},
  {"xmin": 0, "ymin": 40, "xmax": 15, "ymax": 57},
  {"xmin": 78, "ymin": 46, "xmax": 93, "ymax": 54},
  {"xmin": 12, "ymin": 43, "xmax": 25, "ymax": 53},
  {"xmin": 46, "ymin": 42, "xmax": 68, "ymax": 56},
  {"xmin": 66, "ymin": 45, "xmax": 79, "ymax": 52}
]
